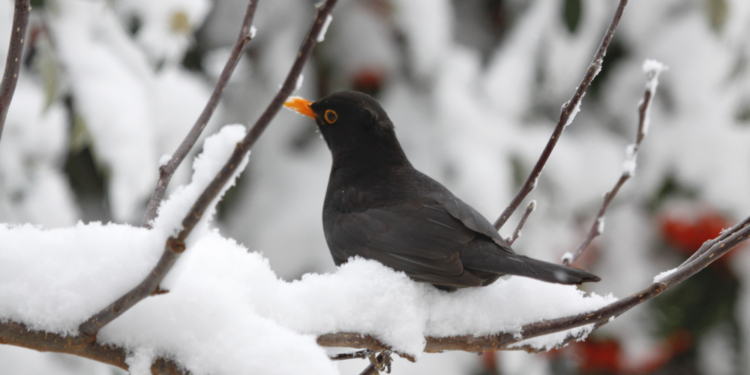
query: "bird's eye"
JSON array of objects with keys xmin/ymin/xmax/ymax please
[{"xmin": 324, "ymin": 110, "xmax": 338, "ymax": 124}]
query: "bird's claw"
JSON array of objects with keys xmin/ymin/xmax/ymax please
[{"xmin": 367, "ymin": 350, "xmax": 392, "ymax": 374}]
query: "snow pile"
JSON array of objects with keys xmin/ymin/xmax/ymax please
[{"xmin": 1, "ymin": 225, "xmax": 615, "ymax": 365}]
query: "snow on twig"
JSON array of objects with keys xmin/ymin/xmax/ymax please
[
  {"xmin": 639, "ymin": 59, "xmax": 667, "ymax": 138},
  {"xmin": 317, "ymin": 14, "xmax": 333, "ymax": 42}
]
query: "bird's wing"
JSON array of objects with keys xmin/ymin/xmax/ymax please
[
  {"xmin": 429, "ymin": 192, "xmax": 514, "ymax": 253},
  {"xmin": 327, "ymin": 200, "xmax": 484, "ymax": 288}
]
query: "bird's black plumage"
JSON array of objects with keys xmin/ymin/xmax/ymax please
[{"xmin": 286, "ymin": 91, "xmax": 600, "ymax": 290}]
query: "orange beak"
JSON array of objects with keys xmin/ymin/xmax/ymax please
[{"xmin": 284, "ymin": 96, "xmax": 316, "ymax": 119}]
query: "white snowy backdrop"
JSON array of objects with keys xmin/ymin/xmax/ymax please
[{"xmin": 1, "ymin": 0, "xmax": 749, "ymax": 374}]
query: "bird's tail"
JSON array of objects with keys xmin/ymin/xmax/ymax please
[{"xmin": 464, "ymin": 252, "xmax": 600, "ymax": 285}]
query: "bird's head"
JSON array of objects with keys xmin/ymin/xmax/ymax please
[{"xmin": 284, "ymin": 91, "xmax": 403, "ymax": 160}]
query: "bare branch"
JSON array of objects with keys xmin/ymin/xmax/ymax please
[
  {"xmin": 494, "ymin": 0, "xmax": 628, "ymax": 230},
  {"xmin": 0, "ymin": 320, "xmax": 187, "ymax": 375},
  {"xmin": 507, "ymin": 200, "xmax": 535, "ymax": 245},
  {"xmin": 141, "ymin": 0, "xmax": 259, "ymax": 228},
  {"xmin": 0, "ymin": 0, "xmax": 31, "ymax": 143},
  {"xmin": 317, "ymin": 216, "xmax": 750, "ymax": 354},
  {"xmin": 78, "ymin": 0, "xmax": 339, "ymax": 338},
  {"xmin": 681, "ymin": 215, "xmax": 750, "ymax": 267}
]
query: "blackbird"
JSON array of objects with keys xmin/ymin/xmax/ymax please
[{"xmin": 284, "ymin": 91, "xmax": 600, "ymax": 290}]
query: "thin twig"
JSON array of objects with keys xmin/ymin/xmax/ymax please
[
  {"xmin": 78, "ymin": 0, "xmax": 339, "ymax": 338},
  {"xmin": 494, "ymin": 0, "xmax": 628, "ymax": 230},
  {"xmin": 507, "ymin": 200, "xmax": 535, "ymax": 245},
  {"xmin": 0, "ymin": 0, "xmax": 31, "ymax": 143},
  {"xmin": 563, "ymin": 64, "xmax": 661, "ymax": 266},
  {"xmin": 142, "ymin": 0, "xmax": 259, "ymax": 228},
  {"xmin": 329, "ymin": 349, "xmax": 374, "ymax": 361},
  {"xmin": 317, "ymin": 215, "xmax": 750, "ymax": 353},
  {"xmin": 0, "ymin": 320, "xmax": 187, "ymax": 375}
]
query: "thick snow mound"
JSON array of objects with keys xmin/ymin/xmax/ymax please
[{"xmin": 1, "ymin": 224, "xmax": 614, "ymax": 368}]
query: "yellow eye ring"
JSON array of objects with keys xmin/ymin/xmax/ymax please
[{"xmin": 324, "ymin": 109, "xmax": 338, "ymax": 124}]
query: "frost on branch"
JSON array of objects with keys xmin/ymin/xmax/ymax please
[{"xmin": 640, "ymin": 59, "xmax": 668, "ymax": 137}]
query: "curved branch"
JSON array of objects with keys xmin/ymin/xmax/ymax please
[
  {"xmin": 78, "ymin": 0, "xmax": 339, "ymax": 338},
  {"xmin": 317, "ymin": 217, "xmax": 750, "ymax": 354},
  {"xmin": 142, "ymin": 0, "xmax": 259, "ymax": 228},
  {"xmin": 0, "ymin": 320, "xmax": 186, "ymax": 375},
  {"xmin": 0, "ymin": 0, "xmax": 31, "ymax": 143},
  {"xmin": 494, "ymin": 0, "xmax": 628, "ymax": 230}
]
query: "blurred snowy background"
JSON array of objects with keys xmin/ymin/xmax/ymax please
[{"xmin": 1, "ymin": 0, "xmax": 749, "ymax": 374}]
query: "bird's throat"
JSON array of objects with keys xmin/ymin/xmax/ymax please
[{"xmin": 328, "ymin": 142, "xmax": 411, "ymax": 190}]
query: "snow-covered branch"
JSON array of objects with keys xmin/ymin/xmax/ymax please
[
  {"xmin": 0, "ymin": 0, "xmax": 30, "ymax": 142},
  {"xmin": 316, "ymin": 216, "xmax": 750, "ymax": 355},
  {"xmin": 77, "ymin": 0, "xmax": 340, "ymax": 340},
  {"xmin": 563, "ymin": 59, "xmax": 667, "ymax": 267},
  {"xmin": 0, "ymin": 320, "xmax": 184, "ymax": 375},
  {"xmin": 494, "ymin": 0, "xmax": 628, "ymax": 230},
  {"xmin": 2, "ymin": 1, "xmax": 747, "ymax": 374},
  {"xmin": 142, "ymin": 0, "xmax": 259, "ymax": 228}
]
